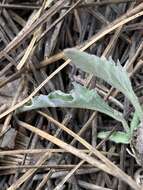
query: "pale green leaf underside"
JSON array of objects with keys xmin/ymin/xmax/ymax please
[
  {"xmin": 130, "ymin": 111, "xmax": 140, "ymax": 135},
  {"xmin": 19, "ymin": 83, "xmax": 118, "ymax": 115},
  {"xmin": 19, "ymin": 83, "xmax": 129, "ymax": 131},
  {"xmin": 64, "ymin": 48, "xmax": 143, "ymax": 120},
  {"xmin": 98, "ymin": 131, "xmax": 130, "ymax": 144}
]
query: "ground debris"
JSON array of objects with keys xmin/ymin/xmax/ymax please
[{"xmin": 0, "ymin": 1, "xmax": 143, "ymax": 190}]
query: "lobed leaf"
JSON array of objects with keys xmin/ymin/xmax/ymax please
[
  {"xmin": 19, "ymin": 83, "xmax": 129, "ymax": 132},
  {"xmin": 64, "ymin": 48, "xmax": 143, "ymax": 121}
]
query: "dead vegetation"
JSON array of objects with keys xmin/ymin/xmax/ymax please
[{"xmin": 0, "ymin": 0, "xmax": 143, "ymax": 189}]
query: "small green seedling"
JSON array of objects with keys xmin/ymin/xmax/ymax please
[{"xmin": 19, "ymin": 49, "xmax": 143, "ymax": 164}]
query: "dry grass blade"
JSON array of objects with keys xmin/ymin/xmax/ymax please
[
  {"xmin": 17, "ymin": 0, "xmax": 81, "ymax": 70},
  {"xmin": 0, "ymin": 0, "xmax": 66, "ymax": 60},
  {"xmin": 16, "ymin": 0, "xmax": 52, "ymax": 70},
  {"xmin": 15, "ymin": 118, "xmax": 140, "ymax": 190},
  {"xmin": 35, "ymin": 170, "xmax": 53, "ymax": 190},
  {"xmin": 0, "ymin": 149, "xmax": 118, "ymax": 156},
  {"xmin": 16, "ymin": 32, "xmax": 37, "ymax": 70},
  {"xmin": 7, "ymin": 152, "xmax": 51, "ymax": 190},
  {"xmin": 8, "ymin": 118, "xmax": 112, "ymax": 189},
  {"xmin": 0, "ymin": 164, "xmax": 93, "ymax": 170},
  {"xmin": 53, "ymin": 158, "xmax": 85, "ymax": 190},
  {"xmin": 37, "ymin": 111, "xmax": 119, "ymax": 169}
]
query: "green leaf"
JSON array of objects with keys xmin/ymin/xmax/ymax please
[
  {"xmin": 97, "ymin": 131, "xmax": 130, "ymax": 144},
  {"xmin": 64, "ymin": 48, "xmax": 143, "ymax": 121},
  {"xmin": 130, "ymin": 111, "xmax": 140, "ymax": 135},
  {"xmin": 19, "ymin": 83, "xmax": 129, "ymax": 132}
]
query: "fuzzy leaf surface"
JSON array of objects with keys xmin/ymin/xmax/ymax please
[
  {"xmin": 19, "ymin": 83, "xmax": 128, "ymax": 130},
  {"xmin": 64, "ymin": 48, "xmax": 143, "ymax": 120}
]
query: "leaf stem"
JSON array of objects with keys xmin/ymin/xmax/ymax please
[
  {"xmin": 130, "ymin": 94, "xmax": 143, "ymax": 122},
  {"xmin": 122, "ymin": 119, "xmax": 130, "ymax": 133}
]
